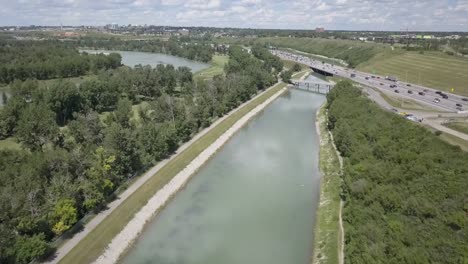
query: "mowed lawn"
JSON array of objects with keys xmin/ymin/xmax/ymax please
[
  {"xmin": 58, "ymin": 82, "xmax": 287, "ymax": 264},
  {"xmin": 194, "ymin": 54, "xmax": 229, "ymax": 80},
  {"xmin": 358, "ymin": 51, "xmax": 468, "ymax": 96}
]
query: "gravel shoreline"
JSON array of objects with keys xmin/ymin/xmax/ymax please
[{"xmin": 93, "ymin": 86, "xmax": 287, "ymax": 264}]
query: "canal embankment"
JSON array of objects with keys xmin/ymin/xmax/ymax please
[
  {"xmin": 57, "ymin": 82, "xmax": 287, "ymax": 264},
  {"xmin": 312, "ymin": 104, "xmax": 344, "ymax": 264},
  {"xmin": 94, "ymin": 83, "xmax": 288, "ymax": 264}
]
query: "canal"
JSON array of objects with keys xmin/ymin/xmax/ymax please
[
  {"xmin": 80, "ymin": 49, "xmax": 210, "ymax": 72},
  {"xmin": 122, "ymin": 89, "xmax": 325, "ymax": 264}
]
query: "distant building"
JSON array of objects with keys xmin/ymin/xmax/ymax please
[{"xmin": 315, "ymin": 27, "xmax": 325, "ymax": 33}]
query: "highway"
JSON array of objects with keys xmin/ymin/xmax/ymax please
[{"xmin": 272, "ymin": 50, "xmax": 468, "ymax": 113}]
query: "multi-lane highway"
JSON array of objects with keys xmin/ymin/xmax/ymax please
[{"xmin": 272, "ymin": 50, "xmax": 468, "ymax": 113}]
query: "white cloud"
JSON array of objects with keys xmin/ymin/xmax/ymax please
[{"xmin": 0, "ymin": 0, "xmax": 466, "ymax": 31}]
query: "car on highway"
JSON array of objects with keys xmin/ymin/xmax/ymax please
[
  {"xmin": 462, "ymin": 98, "xmax": 468, "ymax": 102},
  {"xmin": 434, "ymin": 98, "xmax": 440, "ymax": 103},
  {"xmin": 406, "ymin": 84, "xmax": 411, "ymax": 87},
  {"xmin": 408, "ymin": 90, "xmax": 413, "ymax": 94},
  {"xmin": 456, "ymin": 103, "xmax": 462, "ymax": 107},
  {"xmin": 380, "ymin": 83, "xmax": 384, "ymax": 85},
  {"xmin": 423, "ymin": 89, "xmax": 429, "ymax": 92},
  {"xmin": 365, "ymin": 76, "xmax": 369, "ymax": 80},
  {"xmin": 418, "ymin": 92, "xmax": 425, "ymax": 96},
  {"xmin": 390, "ymin": 84, "xmax": 397, "ymax": 88},
  {"xmin": 395, "ymin": 90, "xmax": 400, "ymax": 93},
  {"xmin": 441, "ymin": 94, "xmax": 448, "ymax": 99},
  {"xmin": 436, "ymin": 91, "xmax": 442, "ymax": 95}
]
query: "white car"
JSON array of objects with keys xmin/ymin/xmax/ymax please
[{"xmin": 433, "ymin": 98, "xmax": 440, "ymax": 103}]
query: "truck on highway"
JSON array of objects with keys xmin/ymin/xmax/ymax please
[{"xmin": 385, "ymin": 76, "xmax": 397, "ymax": 82}]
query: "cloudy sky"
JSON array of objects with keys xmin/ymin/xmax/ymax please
[{"xmin": 1, "ymin": 0, "xmax": 467, "ymax": 31}]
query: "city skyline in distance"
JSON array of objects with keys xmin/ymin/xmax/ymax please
[{"xmin": 1, "ymin": 0, "xmax": 468, "ymax": 32}]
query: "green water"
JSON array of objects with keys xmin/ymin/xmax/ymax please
[{"xmin": 123, "ymin": 89, "xmax": 325, "ymax": 264}]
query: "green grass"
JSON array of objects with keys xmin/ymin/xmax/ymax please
[
  {"xmin": 194, "ymin": 54, "xmax": 229, "ymax": 80},
  {"xmin": 443, "ymin": 120, "xmax": 468, "ymax": 135},
  {"xmin": 357, "ymin": 51, "xmax": 468, "ymax": 96},
  {"xmin": 292, "ymin": 70, "xmax": 310, "ymax": 80},
  {"xmin": 439, "ymin": 132, "xmax": 468, "ymax": 152},
  {"xmin": 281, "ymin": 59, "xmax": 309, "ymax": 70},
  {"xmin": 217, "ymin": 36, "xmax": 390, "ymax": 67},
  {"xmin": 58, "ymin": 82, "xmax": 287, "ymax": 264},
  {"xmin": 0, "ymin": 137, "xmax": 21, "ymax": 150},
  {"xmin": 312, "ymin": 105, "xmax": 341, "ymax": 264}
]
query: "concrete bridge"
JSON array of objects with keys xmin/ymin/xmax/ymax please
[
  {"xmin": 292, "ymin": 75, "xmax": 335, "ymax": 94},
  {"xmin": 309, "ymin": 65, "xmax": 334, "ymax": 76}
]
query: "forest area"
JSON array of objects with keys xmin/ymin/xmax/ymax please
[
  {"xmin": 0, "ymin": 41, "xmax": 282, "ymax": 263},
  {"xmin": 0, "ymin": 38, "xmax": 214, "ymax": 84},
  {"xmin": 327, "ymin": 82, "xmax": 467, "ymax": 264}
]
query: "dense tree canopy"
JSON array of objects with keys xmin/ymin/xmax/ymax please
[
  {"xmin": 327, "ymin": 81, "xmax": 468, "ymax": 264},
  {"xmin": 0, "ymin": 45, "xmax": 278, "ymax": 263},
  {"xmin": 0, "ymin": 40, "xmax": 121, "ymax": 84}
]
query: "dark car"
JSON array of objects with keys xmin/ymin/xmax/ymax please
[
  {"xmin": 423, "ymin": 89, "xmax": 429, "ymax": 92},
  {"xmin": 418, "ymin": 92, "xmax": 425, "ymax": 96},
  {"xmin": 462, "ymin": 98, "xmax": 468, "ymax": 101},
  {"xmin": 406, "ymin": 84, "xmax": 411, "ymax": 87},
  {"xmin": 456, "ymin": 103, "xmax": 462, "ymax": 107},
  {"xmin": 395, "ymin": 90, "xmax": 400, "ymax": 93},
  {"xmin": 442, "ymin": 94, "xmax": 448, "ymax": 99},
  {"xmin": 435, "ymin": 91, "xmax": 442, "ymax": 95},
  {"xmin": 408, "ymin": 90, "xmax": 413, "ymax": 94},
  {"xmin": 380, "ymin": 83, "xmax": 384, "ymax": 85}
]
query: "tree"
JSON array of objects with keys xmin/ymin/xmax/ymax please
[
  {"xmin": 2, "ymin": 91, "xmax": 7, "ymax": 105},
  {"xmin": 110, "ymin": 98, "xmax": 133, "ymax": 128},
  {"xmin": 81, "ymin": 147, "xmax": 116, "ymax": 211},
  {"xmin": 14, "ymin": 233, "xmax": 49, "ymax": 264},
  {"xmin": 51, "ymin": 199, "xmax": 77, "ymax": 235},
  {"xmin": 46, "ymin": 80, "xmax": 84, "ymax": 126},
  {"xmin": 292, "ymin": 63, "xmax": 302, "ymax": 72},
  {"xmin": 16, "ymin": 103, "xmax": 59, "ymax": 151}
]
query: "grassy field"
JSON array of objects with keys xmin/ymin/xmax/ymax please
[
  {"xmin": 58, "ymin": 82, "xmax": 287, "ymax": 264},
  {"xmin": 357, "ymin": 51, "xmax": 468, "ymax": 96},
  {"xmin": 443, "ymin": 120, "xmax": 468, "ymax": 135},
  {"xmin": 281, "ymin": 59, "xmax": 309, "ymax": 70},
  {"xmin": 312, "ymin": 105, "xmax": 341, "ymax": 264},
  {"xmin": 423, "ymin": 123, "xmax": 468, "ymax": 152},
  {"xmin": 218, "ymin": 37, "xmax": 390, "ymax": 68},
  {"xmin": 0, "ymin": 137, "xmax": 21, "ymax": 150},
  {"xmin": 194, "ymin": 54, "xmax": 229, "ymax": 80}
]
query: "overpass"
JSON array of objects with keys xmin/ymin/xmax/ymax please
[
  {"xmin": 309, "ymin": 65, "xmax": 334, "ymax": 76},
  {"xmin": 292, "ymin": 75, "xmax": 335, "ymax": 94}
]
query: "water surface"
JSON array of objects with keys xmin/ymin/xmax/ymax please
[
  {"xmin": 80, "ymin": 49, "xmax": 210, "ymax": 72},
  {"xmin": 123, "ymin": 89, "xmax": 325, "ymax": 264}
]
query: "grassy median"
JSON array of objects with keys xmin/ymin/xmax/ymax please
[
  {"xmin": 311, "ymin": 104, "xmax": 342, "ymax": 264},
  {"xmin": 59, "ymin": 82, "xmax": 287, "ymax": 264}
]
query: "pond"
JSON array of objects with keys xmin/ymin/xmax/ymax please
[{"xmin": 80, "ymin": 49, "xmax": 210, "ymax": 73}]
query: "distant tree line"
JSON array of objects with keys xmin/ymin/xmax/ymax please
[
  {"xmin": 0, "ymin": 45, "xmax": 280, "ymax": 263},
  {"xmin": 77, "ymin": 37, "xmax": 214, "ymax": 63},
  {"xmin": 327, "ymin": 81, "xmax": 468, "ymax": 264},
  {"xmin": 0, "ymin": 40, "xmax": 122, "ymax": 84}
]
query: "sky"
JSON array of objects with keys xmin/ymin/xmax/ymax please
[{"xmin": 1, "ymin": 0, "xmax": 468, "ymax": 31}]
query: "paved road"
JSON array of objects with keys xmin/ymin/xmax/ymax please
[
  {"xmin": 272, "ymin": 50, "xmax": 468, "ymax": 113},
  {"xmin": 363, "ymin": 85, "xmax": 468, "ymax": 141}
]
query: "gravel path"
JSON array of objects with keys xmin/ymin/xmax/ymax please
[
  {"xmin": 93, "ymin": 85, "xmax": 287, "ymax": 264},
  {"xmin": 45, "ymin": 83, "xmax": 285, "ymax": 264}
]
